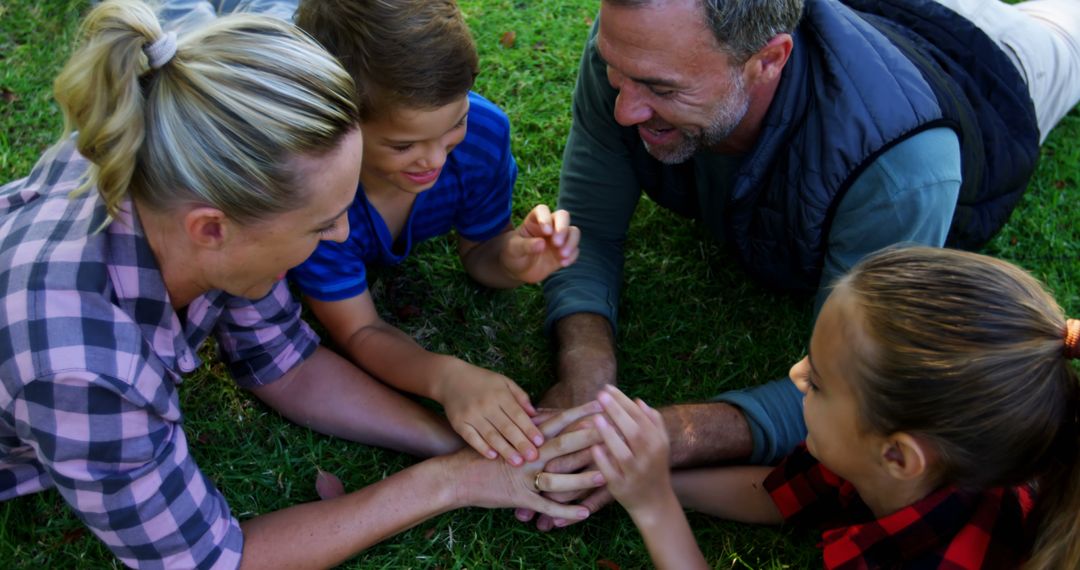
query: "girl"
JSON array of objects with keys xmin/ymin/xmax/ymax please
[{"xmin": 591, "ymin": 247, "xmax": 1078, "ymax": 569}]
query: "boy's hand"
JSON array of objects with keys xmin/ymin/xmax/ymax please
[
  {"xmin": 500, "ymin": 204, "xmax": 580, "ymax": 284},
  {"xmin": 439, "ymin": 361, "xmax": 544, "ymax": 465},
  {"xmin": 590, "ymin": 385, "xmax": 673, "ymax": 515}
]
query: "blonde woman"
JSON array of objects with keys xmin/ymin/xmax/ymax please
[{"xmin": 0, "ymin": 1, "xmax": 601, "ymax": 567}]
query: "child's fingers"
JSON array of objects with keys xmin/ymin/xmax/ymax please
[
  {"xmin": 597, "ymin": 387, "xmax": 645, "ymax": 446},
  {"xmin": 506, "ymin": 381, "xmax": 540, "ymax": 423},
  {"xmin": 590, "ymin": 443, "xmax": 621, "ymax": 481},
  {"xmin": 538, "ymin": 400, "xmax": 602, "ymax": 439},
  {"xmin": 594, "ymin": 414, "xmax": 634, "ymax": 465},
  {"xmin": 515, "ymin": 507, "xmax": 537, "ymax": 522},
  {"xmin": 497, "ymin": 406, "xmax": 541, "ymax": 461},
  {"xmin": 550, "ymin": 209, "xmax": 571, "ymax": 246},
  {"xmin": 477, "ymin": 421, "xmax": 525, "ymax": 466},
  {"xmin": 559, "ymin": 226, "xmax": 581, "ymax": 260},
  {"xmin": 534, "ymin": 470, "xmax": 605, "ymax": 494},
  {"xmin": 522, "ymin": 204, "xmax": 553, "ymax": 236},
  {"xmin": 459, "ymin": 424, "xmax": 498, "ymax": 460},
  {"xmin": 642, "ymin": 401, "xmax": 666, "ymax": 431}
]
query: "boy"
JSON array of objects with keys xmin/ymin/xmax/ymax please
[{"xmin": 287, "ymin": 0, "xmax": 579, "ymax": 465}]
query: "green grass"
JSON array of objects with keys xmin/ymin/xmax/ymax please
[{"xmin": 1, "ymin": 0, "xmax": 1077, "ymax": 568}]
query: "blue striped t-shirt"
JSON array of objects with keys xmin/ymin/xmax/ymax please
[{"xmin": 290, "ymin": 91, "xmax": 517, "ymax": 301}]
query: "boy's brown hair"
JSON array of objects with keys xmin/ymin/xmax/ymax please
[{"xmin": 296, "ymin": 0, "xmax": 479, "ymax": 120}]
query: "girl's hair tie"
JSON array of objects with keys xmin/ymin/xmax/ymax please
[
  {"xmin": 1066, "ymin": 318, "xmax": 1080, "ymax": 360},
  {"xmin": 143, "ymin": 31, "xmax": 177, "ymax": 70}
]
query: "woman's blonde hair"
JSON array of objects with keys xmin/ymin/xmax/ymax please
[
  {"xmin": 837, "ymin": 247, "xmax": 1079, "ymax": 569},
  {"xmin": 54, "ymin": 0, "xmax": 360, "ymax": 222},
  {"xmin": 295, "ymin": 0, "xmax": 478, "ymax": 120}
]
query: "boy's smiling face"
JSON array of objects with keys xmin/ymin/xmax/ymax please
[{"xmin": 358, "ymin": 95, "xmax": 470, "ymax": 197}]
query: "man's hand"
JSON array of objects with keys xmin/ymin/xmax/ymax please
[
  {"xmin": 499, "ymin": 204, "xmax": 580, "ymax": 284},
  {"xmin": 436, "ymin": 360, "xmax": 544, "ymax": 465}
]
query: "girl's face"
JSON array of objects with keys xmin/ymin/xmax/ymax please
[
  {"xmin": 358, "ymin": 96, "xmax": 470, "ymax": 197},
  {"xmin": 790, "ymin": 286, "xmax": 885, "ymax": 483}
]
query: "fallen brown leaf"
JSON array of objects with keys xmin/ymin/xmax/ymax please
[{"xmin": 500, "ymin": 30, "xmax": 517, "ymax": 49}]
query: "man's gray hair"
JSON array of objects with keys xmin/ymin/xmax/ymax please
[{"xmin": 606, "ymin": 0, "xmax": 804, "ymax": 63}]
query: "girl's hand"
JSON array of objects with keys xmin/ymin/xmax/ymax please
[
  {"xmin": 590, "ymin": 385, "xmax": 673, "ymax": 515},
  {"xmin": 438, "ymin": 361, "xmax": 544, "ymax": 465},
  {"xmin": 500, "ymin": 204, "xmax": 580, "ymax": 284}
]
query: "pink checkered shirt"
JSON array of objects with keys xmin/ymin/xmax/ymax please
[{"xmin": 0, "ymin": 141, "xmax": 319, "ymax": 568}]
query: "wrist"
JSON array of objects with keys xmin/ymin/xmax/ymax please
[
  {"xmin": 430, "ymin": 355, "xmax": 469, "ymax": 402},
  {"xmin": 626, "ymin": 488, "xmax": 682, "ymax": 531}
]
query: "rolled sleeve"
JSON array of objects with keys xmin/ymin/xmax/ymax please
[
  {"xmin": 14, "ymin": 372, "xmax": 243, "ymax": 569},
  {"xmin": 214, "ymin": 282, "xmax": 319, "ymax": 388},
  {"xmin": 713, "ymin": 377, "xmax": 807, "ymax": 465}
]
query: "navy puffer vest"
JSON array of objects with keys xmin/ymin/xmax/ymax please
[{"xmin": 629, "ymin": 0, "xmax": 1038, "ymax": 292}]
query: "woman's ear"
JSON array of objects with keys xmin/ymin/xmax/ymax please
[
  {"xmin": 880, "ymin": 432, "xmax": 931, "ymax": 481},
  {"xmin": 183, "ymin": 206, "xmax": 230, "ymax": 250}
]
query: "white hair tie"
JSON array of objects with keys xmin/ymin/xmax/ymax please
[{"xmin": 144, "ymin": 31, "xmax": 177, "ymax": 70}]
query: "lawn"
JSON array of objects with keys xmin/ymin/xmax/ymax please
[{"xmin": 1, "ymin": 0, "xmax": 1077, "ymax": 568}]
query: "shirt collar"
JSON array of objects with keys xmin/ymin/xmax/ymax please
[{"xmin": 105, "ymin": 199, "xmax": 201, "ymax": 373}]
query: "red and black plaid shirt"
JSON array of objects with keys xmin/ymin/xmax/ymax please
[{"xmin": 764, "ymin": 444, "xmax": 1034, "ymax": 569}]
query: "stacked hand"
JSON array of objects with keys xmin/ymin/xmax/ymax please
[
  {"xmin": 500, "ymin": 204, "xmax": 580, "ymax": 284},
  {"xmin": 437, "ymin": 361, "xmax": 544, "ymax": 465},
  {"xmin": 450, "ymin": 401, "xmax": 607, "ymax": 522}
]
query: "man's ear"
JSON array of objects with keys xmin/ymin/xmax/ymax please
[
  {"xmin": 880, "ymin": 432, "xmax": 931, "ymax": 481},
  {"xmin": 183, "ymin": 207, "xmax": 230, "ymax": 250},
  {"xmin": 743, "ymin": 33, "xmax": 793, "ymax": 85}
]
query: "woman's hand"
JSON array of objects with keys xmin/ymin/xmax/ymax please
[
  {"xmin": 499, "ymin": 204, "xmax": 580, "ymax": 284},
  {"xmin": 437, "ymin": 361, "xmax": 543, "ymax": 465},
  {"xmin": 590, "ymin": 385, "xmax": 673, "ymax": 516},
  {"xmin": 448, "ymin": 401, "xmax": 606, "ymax": 522}
]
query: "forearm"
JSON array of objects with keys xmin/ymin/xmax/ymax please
[
  {"xmin": 346, "ymin": 321, "xmax": 466, "ymax": 401},
  {"xmin": 542, "ymin": 313, "xmax": 617, "ymax": 407},
  {"xmin": 251, "ymin": 347, "xmax": 462, "ymax": 457},
  {"xmin": 460, "ymin": 230, "xmax": 523, "ymax": 289},
  {"xmin": 671, "ymin": 466, "xmax": 781, "ymax": 525},
  {"xmin": 661, "ymin": 402, "xmax": 753, "ymax": 468},
  {"xmin": 628, "ymin": 492, "xmax": 709, "ymax": 570},
  {"xmin": 239, "ymin": 457, "xmax": 458, "ymax": 569}
]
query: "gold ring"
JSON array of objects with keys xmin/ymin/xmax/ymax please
[{"xmin": 533, "ymin": 471, "xmax": 543, "ymax": 493}]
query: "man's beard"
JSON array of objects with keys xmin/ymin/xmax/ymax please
[{"xmin": 643, "ymin": 73, "xmax": 750, "ymax": 165}]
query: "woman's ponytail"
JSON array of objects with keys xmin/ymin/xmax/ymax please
[{"xmin": 53, "ymin": 0, "xmax": 165, "ymax": 218}]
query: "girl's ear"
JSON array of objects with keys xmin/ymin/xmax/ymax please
[{"xmin": 880, "ymin": 432, "xmax": 931, "ymax": 481}]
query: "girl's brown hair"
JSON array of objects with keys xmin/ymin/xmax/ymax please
[
  {"xmin": 837, "ymin": 247, "xmax": 1078, "ymax": 570},
  {"xmin": 295, "ymin": 0, "xmax": 479, "ymax": 120}
]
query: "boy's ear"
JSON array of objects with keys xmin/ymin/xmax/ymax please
[
  {"xmin": 183, "ymin": 207, "xmax": 230, "ymax": 250},
  {"xmin": 880, "ymin": 432, "xmax": 931, "ymax": 481}
]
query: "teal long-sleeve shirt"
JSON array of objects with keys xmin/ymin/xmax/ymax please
[{"xmin": 543, "ymin": 30, "xmax": 962, "ymax": 332}]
